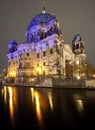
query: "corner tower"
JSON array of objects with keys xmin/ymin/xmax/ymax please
[{"xmin": 72, "ymin": 34, "xmax": 87, "ymax": 78}]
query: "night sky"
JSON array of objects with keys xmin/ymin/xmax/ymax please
[{"xmin": 0, "ymin": 0, "xmax": 95, "ymax": 73}]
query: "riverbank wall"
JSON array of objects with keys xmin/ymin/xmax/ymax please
[
  {"xmin": 2, "ymin": 77, "xmax": 95, "ymax": 89},
  {"xmin": 36, "ymin": 77, "xmax": 95, "ymax": 89}
]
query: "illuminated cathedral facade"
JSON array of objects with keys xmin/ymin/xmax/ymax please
[{"xmin": 6, "ymin": 8, "xmax": 86, "ymax": 84}]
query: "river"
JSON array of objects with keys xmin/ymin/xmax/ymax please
[{"xmin": 0, "ymin": 85, "xmax": 95, "ymax": 130}]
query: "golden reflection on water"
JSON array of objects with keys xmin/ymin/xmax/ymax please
[
  {"xmin": 30, "ymin": 88, "xmax": 34, "ymax": 103},
  {"xmin": 30, "ymin": 88, "xmax": 54, "ymax": 128},
  {"xmin": 30, "ymin": 88, "xmax": 43, "ymax": 125},
  {"xmin": 4, "ymin": 87, "xmax": 7, "ymax": 103},
  {"xmin": 2, "ymin": 86, "xmax": 18, "ymax": 126},
  {"xmin": 34, "ymin": 91, "xmax": 42, "ymax": 122},
  {"xmin": 75, "ymin": 99, "xmax": 83, "ymax": 113},
  {"xmin": 73, "ymin": 94, "xmax": 84, "ymax": 114},
  {"xmin": 48, "ymin": 92, "xmax": 53, "ymax": 110},
  {"xmin": 1, "ymin": 86, "xmax": 90, "ymax": 129},
  {"xmin": 8, "ymin": 87, "xmax": 14, "ymax": 121},
  {"xmin": 2, "ymin": 86, "xmax": 7, "ymax": 103}
]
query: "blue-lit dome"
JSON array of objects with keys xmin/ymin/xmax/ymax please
[
  {"xmin": 27, "ymin": 12, "xmax": 56, "ymax": 30},
  {"xmin": 8, "ymin": 39, "xmax": 18, "ymax": 53},
  {"xmin": 72, "ymin": 34, "xmax": 82, "ymax": 42},
  {"xmin": 9, "ymin": 39, "xmax": 18, "ymax": 46}
]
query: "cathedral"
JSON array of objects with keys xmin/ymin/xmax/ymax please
[{"xmin": 6, "ymin": 7, "xmax": 86, "ymax": 84}]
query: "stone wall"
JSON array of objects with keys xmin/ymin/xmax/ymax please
[{"xmin": 85, "ymin": 79, "xmax": 95, "ymax": 88}]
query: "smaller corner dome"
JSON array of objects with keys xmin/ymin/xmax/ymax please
[
  {"xmin": 9, "ymin": 39, "xmax": 18, "ymax": 46},
  {"xmin": 27, "ymin": 12, "xmax": 56, "ymax": 30},
  {"xmin": 72, "ymin": 34, "xmax": 82, "ymax": 42}
]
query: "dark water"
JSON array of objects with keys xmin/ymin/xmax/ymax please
[{"xmin": 0, "ymin": 86, "xmax": 95, "ymax": 130}]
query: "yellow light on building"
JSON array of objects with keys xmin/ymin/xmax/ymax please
[
  {"xmin": 36, "ymin": 67, "xmax": 42, "ymax": 75},
  {"xmin": 76, "ymin": 60, "xmax": 79, "ymax": 65},
  {"xmin": 77, "ymin": 75, "xmax": 81, "ymax": 80},
  {"xmin": 10, "ymin": 71, "xmax": 16, "ymax": 78}
]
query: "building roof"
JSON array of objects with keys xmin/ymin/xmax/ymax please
[{"xmin": 27, "ymin": 12, "xmax": 56, "ymax": 30}]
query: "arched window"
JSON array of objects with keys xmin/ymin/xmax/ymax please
[
  {"xmin": 26, "ymin": 52, "xmax": 30, "ymax": 57},
  {"xmin": 50, "ymin": 48, "xmax": 53, "ymax": 54},
  {"xmin": 43, "ymin": 51, "xmax": 46, "ymax": 57},
  {"xmin": 26, "ymin": 62, "xmax": 30, "ymax": 68},
  {"xmin": 43, "ymin": 70, "xmax": 45, "ymax": 75},
  {"xmin": 19, "ymin": 63, "xmax": 23, "ymax": 69}
]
